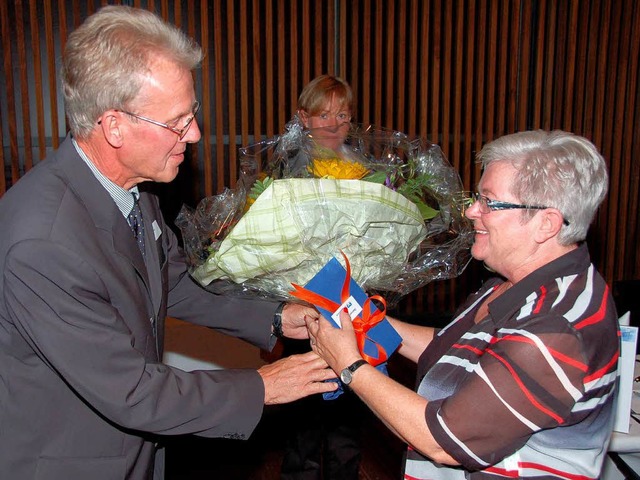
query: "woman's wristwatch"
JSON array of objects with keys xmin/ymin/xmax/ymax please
[{"xmin": 340, "ymin": 359, "xmax": 367, "ymax": 385}]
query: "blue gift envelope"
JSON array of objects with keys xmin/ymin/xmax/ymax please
[{"xmin": 293, "ymin": 256, "xmax": 402, "ymax": 365}]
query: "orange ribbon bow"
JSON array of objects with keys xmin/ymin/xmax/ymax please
[{"xmin": 289, "ymin": 252, "xmax": 389, "ymax": 366}]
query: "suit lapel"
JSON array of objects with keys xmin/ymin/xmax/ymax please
[
  {"xmin": 137, "ymin": 194, "xmax": 164, "ymax": 317},
  {"xmin": 55, "ymin": 136, "xmax": 153, "ymax": 303}
]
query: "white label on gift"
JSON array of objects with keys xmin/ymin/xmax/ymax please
[{"xmin": 332, "ymin": 296, "xmax": 362, "ymax": 328}]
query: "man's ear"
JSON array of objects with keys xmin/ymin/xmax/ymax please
[
  {"xmin": 98, "ymin": 111, "xmax": 125, "ymax": 148},
  {"xmin": 535, "ymin": 208, "xmax": 565, "ymax": 243}
]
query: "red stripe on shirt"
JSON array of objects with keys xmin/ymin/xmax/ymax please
[
  {"xmin": 486, "ymin": 461, "xmax": 595, "ymax": 479},
  {"xmin": 532, "ymin": 285, "xmax": 547, "ymax": 314},
  {"xmin": 486, "ymin": 349, "xmax": 564, "ymax": 423},
  {"xmin": 584, "ymin": 351, "xmax": 619, "ymax": 384},
  {"xmin": 497, "ymin": 335, "xmax": 589, "ymax": 372},
  {"xmin": 574, "ymin": 286, "xmax": 609, "ymax": 329}
]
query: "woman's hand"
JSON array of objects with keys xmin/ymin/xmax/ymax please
[{"xmin": 305, "ymin": 309, "xmax": 362, "ymax": 373}]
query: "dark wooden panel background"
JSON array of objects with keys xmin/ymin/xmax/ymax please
[{"xmin": 1, "ymin": 0, "xmax": 638, "ymax": 316}]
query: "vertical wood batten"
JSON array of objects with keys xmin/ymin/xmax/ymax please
[
  {"xmin": 325, "ymin": 2, "xmax": 335, "ymax": 76},
  {"xmin": 226, "ymin": 0, "xmax": 238, "ymax": 188},
  {"xmin": 563, "ymin": 2, "xmax": 578, "ymax": 132},
  {"xmin": 360, "ymin": 0, "xmax": 371, "ymax": 123},
  {"xmin": 239, "ymin": 1, "xmax": 250, "ymax": 151},
  {"xmin": 430, "ymin": 1, "xmax": 441, "ymax": 144},
  {"xmin": 495, "ymin": 1, "xmax": 508, "ymax": 136},
  {"xmin": 552, "ymin": 3, "xmax": 568, "ymax": 130},
  {"xmin": 599, "ymin": 0, "xmax": 619, "ymax": 277},
  {"xmin": 58, "ymin": 0, "xmax": 70, "ymax": 161},
  {"xmin": 396, "ymin": 1, "xmax": 406, "ymax": 133},
  {"xmin": 199, "ymin": 2, "xmax": 212, "ymax": 197},
  {"xmin": 484, "ymin": 1, "xmax": 497, "ymax": 143},
  {"xmin": 406, "ymin": 0, "xmax": 418, "ymax": 136},
  {"xmin": 451, "ymin": 2, "xmax": 463, "ymax": 174},
  {"xmin": 265, "ymin": 0, "xmax": 274, "ymax": 139},
  {"xmin": 15, "ymin": 1, "xmax": 33, "ymax": 173},
  {"xmin": 43, "ymin": 1, "xmax": 59, "ymax": 149},
  {"xmin": 373, "ymin": 0, "xmax": 382, "ymax": 125},
  {"xmin": 0, "ymin": 103, "xmax": 4, "ymax": 193},
  {"xmin": 571, "ymin": 3, "xmax": 587, "ymax": 135},
  {"xmin": 0, "ymin": 1, "xmax": 7, "ymax": 192},
  {"xmin": 1, "ymin": 0, "xmax": 19, "ymax": 185},
  {"xmin": 531, "ymin": 1, "xmax": 544, "ymax": 129},
  {"xmin": 313, "ymin": 2, "xmax": 323, "ymax": 76},
  {"xmin": 417, "ymin": 1, "xmax": 428, "ymax": 141},
  {"xmin": 507, "ymin": 2, "xmax": 519, "ymax": 132},
  {"xmin": 425, "ymin": 0, "xmax": 440, "ymax": 313},
  {"xmin": 252, "ymin": 0, "xmax": 264, "ymax": 147},
  {"xmin": 276, "ymin": 0, "xmax": 286, "ymax": 130},
  {"xmin": 605, "ymin": 1, "xmax": 629, "ymax": 281},
  {"xmin": 28, "ymin": 1, "xmax": 46, "ymax": 161},
  {"xmin": 213, "ymin": 1, "xmax": 226, "ymax": 195},
  {"xmin": 159, "ymin": 0, "xmax": 169, "ymax": 20},
  {"xmin": 542, "ymin": 3, "xmax": 556, "ymax": 130},
  {"xmin": 620, "ymin": 3, "xmax": 640, "ymax": 279},
  {"xmin": 289, "ymin": 1, "xmax": 299, "ymax": 114},
  {"xmin": 339, "ymin": 0, "xmax": 348, "ymax": 83},
  {"xmin": 173, "ymin": 1, "xmax": 182, "ymax": 25},
  {"xmin": 384, "ymin": 1, "xmax": 395, "ymax": 130},
  {"xmin": 438, "ymin": 2, "xmax": 452, "ymax": 313},
  {"xmin": 183, "ymin": 4, "xmax": 201, "ymax": 199},
  {"xmin": 440, "ymin": 1, "xmax": 451, "ymax": 159},
  {"xmin": 301, "ymin": 1, "xmax": 310, "ymax": 87},
  {"xmin": 517, "ymin": 1, "xmax": 531, "ymax": 131}
]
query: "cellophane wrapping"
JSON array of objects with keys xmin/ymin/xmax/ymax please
[{"xmin": 175, "ymin": 117, "xmax": 474, "ymax": 307}]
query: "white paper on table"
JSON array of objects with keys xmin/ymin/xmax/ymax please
[{"xmin": 613, "ymin": 312, "xmax": 637, "ymax": 433}]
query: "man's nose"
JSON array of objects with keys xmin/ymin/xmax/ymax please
[{"xmin": 183, "ymin": 119, "xmax": 202, "ymax": 143}]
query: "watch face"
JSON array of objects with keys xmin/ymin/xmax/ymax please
[{"xmin": 340, "ymin": 369, "xmax": 353, "ymax": 385}]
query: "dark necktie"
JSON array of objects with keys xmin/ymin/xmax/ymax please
[{"xmin": 128, "ymin": 194, "xmax": 146, "ymax": 256}]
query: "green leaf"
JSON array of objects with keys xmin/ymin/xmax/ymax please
[
  {"xmin": 362, "ymin": 171, "xmax": 388, "ymax": 184},
  {"xmin": 248, "ymin": 176, "xmax": 274, "ymax": 200},
  {"xmin": 415, "ymin": 202, "xmax": 439, "ymax": 220}
]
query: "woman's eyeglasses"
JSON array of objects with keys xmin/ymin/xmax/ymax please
[{"xmin": 470, "ymin": 192, "xmax": 570, "ymax": 226}]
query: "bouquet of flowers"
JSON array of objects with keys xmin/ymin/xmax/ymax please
[{"xmin": 176, "ymin": 117, "xmax": 473, "ymax": 306}]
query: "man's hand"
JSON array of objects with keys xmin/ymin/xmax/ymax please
[
  {"xmin": 280, "ymin": 303, "xmax": 319, "ymax": 339},
  {"xmin": 258, "ymin": 351, "xmax": 338, "ymax": 404}
]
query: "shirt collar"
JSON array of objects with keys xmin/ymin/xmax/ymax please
[
  {"xmin": 488, "ymin": 243, "xmax": 590, "ymax": 321},
  {"xmin": 72, "ymin": 138, "xmax": 139, "ymax": 217}
]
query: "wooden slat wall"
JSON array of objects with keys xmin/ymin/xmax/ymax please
[{"xmin": 1, "ymin": 0, "xmax": 639, "ymax": 316}]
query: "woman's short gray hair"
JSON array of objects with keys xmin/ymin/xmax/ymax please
[
  {"xmin": 61, "ymin": 5, "xmax": 203, "ymax": 139},
  {"xmin": 477, "ymin": 130, "xmax": 608, "ymax": 245}
]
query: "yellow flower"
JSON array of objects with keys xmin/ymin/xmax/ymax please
[{"xmin": 307, "ymin": 158, "xmax": 370, "ymax": 179}]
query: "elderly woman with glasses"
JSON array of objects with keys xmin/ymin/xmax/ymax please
[{"xmin": 306, "ymin": 130, "xmax": 619, "ymax": 479}]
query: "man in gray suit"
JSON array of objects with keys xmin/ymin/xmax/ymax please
[{"xmin": 0, "ymin": 6, "xmax": 337, "ymax": 480}]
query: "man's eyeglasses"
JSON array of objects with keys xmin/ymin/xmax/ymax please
[
  {"xmin": 470, "ymin": 192, "xmax": 570, "ymax": 226},
  {"xmin": 118, "ymin": 101, "xmax": 201, "ymax": 140}
]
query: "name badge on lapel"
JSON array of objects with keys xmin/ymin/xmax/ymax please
[{"xmin": 152, "ymin": 220, "xmax": 162, "ymax": 241}]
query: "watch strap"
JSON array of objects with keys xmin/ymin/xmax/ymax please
[
  {"xmin": 346, "ymin": 359, "xmax": 367, "ymax": 374},
  {"xmin": 272, "ymin": 302, "xmax": 285, "ymax": 338}
]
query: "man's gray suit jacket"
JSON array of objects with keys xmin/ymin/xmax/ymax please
[{"xmin": 0, "ymin": 136, "xmax": 278, "ymax": 479}]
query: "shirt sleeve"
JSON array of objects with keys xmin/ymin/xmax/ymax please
[{"xmin": 425, "ymin": 314, "xmax": 585, "ymax": 469}]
